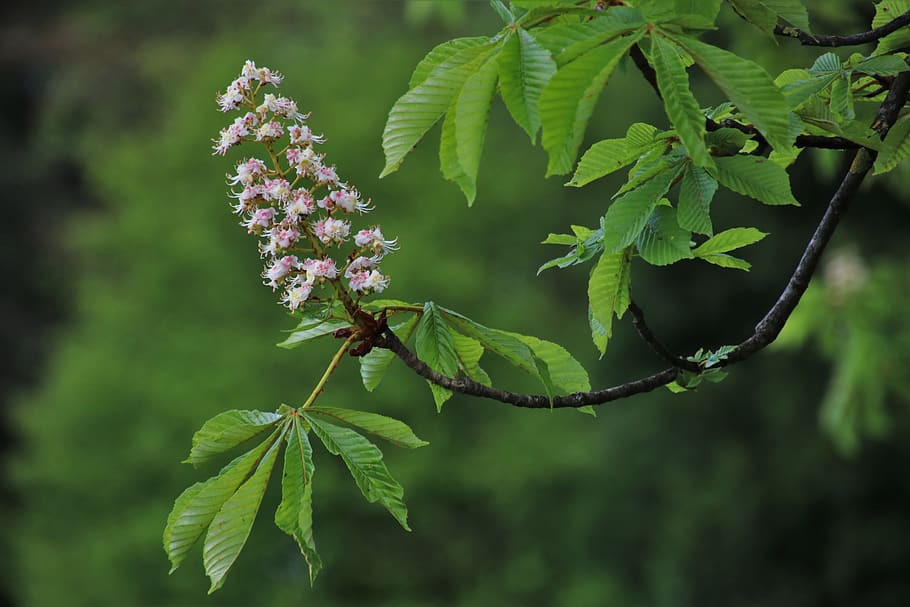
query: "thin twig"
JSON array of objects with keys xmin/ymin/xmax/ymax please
[
  {"xmin": 628, "ymin": 301, "xmax": 700, "ymax": 372},
  {"xmin": 302, "ymin": 333, "xmax": 358, "ymax": 408},
  {"xmin": 629, "ymin": 43, "xmax": 661, "ymax": 99},
  {"xmin": 774, "ymin": 10, "xmax": 910, "ymax": 47}
]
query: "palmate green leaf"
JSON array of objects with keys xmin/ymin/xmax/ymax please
[
  {"xmin": 873, "ymin": 0, "xmax": 910, "ymax": 56},
  {"xmin": 693, "ymin": 227, "xmax": 768, "ymax": 256},
  {"xmin": 274, "ymin": 417, "xmax": 320, "ymax": 585},
  {"xmin": 602, "ymin": 161, "xmax": 684, "ymax": 252},
  {"xmin": 540, "ymin": 29, "xmax": 645, "ymax": 176},
  {"xmin": 651, "ymin": 34, "xmax": 713, "ymax": 168},
  {"xmin": 711, "ymin": 155, "xmax": 798, "ymax": 205},
  {"xmin": 186, "ymin": 410, "xmax": 284, "ymax": 466},
  {"xmin": 568, "ymin": 123, "xmax": 659, "ymax": 187},
  {"xmin": 678, "ymin": 164, "xmax": 718, "ymax": 235},
  {"xmin": 381, "ymin": 42, "xmax": 496, "ymax": 178},
  {"xmin": 360, "ymin": 315, "xmax": 419, "ymax": 392},
  {"xmin": 305, "ymin": 416, "xmax": 410, "ymax": 530},
  {"xmin": 164, "ymin": 429, "xmax": 280, "ymax": 575},
  {"xmin": 203, "ymin": 428, "xmax": 284, "ymax": 593},
  {"xmin": 498, "ymin": 27, "xmax": 557, "ymax": 142},
  {"xmin": 409, "ymin": 37, "xmax": 491, "ymax": 88},
  {"xmin": 668, "ymin": 33, "xmax": 794, "ymax": 153},
  {"xmin": 440, "ymin": 308, "xmax": 588, "ymax": 394},
  {"xmin": 635, "ymin": 206, "xmax": 694, "ymax": 266},
  {"xmin": 588, "ymin": 248, "xmax": 632, "ymax": 356},
  {"xmin": 451, "ymin": 331, "xmax": 492, "ymax": 386},
  {"xmin": 306, "ymin": 407, "xmax": 428, "ymax": 449},
  {"xmin": 453, "ymin": 53, "xmax": 500, "ymax": 205},
  {"xmin": 415, "ymin": 302, "xmax": 458, "ymax": 411},
  {"xmin": 874, "ymin": 112, "xmax": 910, "ymax": 174},
  {"xmin": 277, "ymin": 319, "xmax": 352, "ymax": 349}
]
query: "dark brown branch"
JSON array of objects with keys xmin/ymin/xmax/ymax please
[
  {"xmin": 724, "ymin": 70, "xmax": 910, "ymax": 363},
  {"xmin": 372, "ymin": 69, "xmax": 910, "ymax": 410},
  {"xmin": 629, "ymin": 43, "xmax": 661, "ymax": 99},
  {"xmin": 706, "ymin": 117, "xmax": 860, "ymax": 151},
  {"xmin": 374, "ymin": 330, "xmax": 678, "ymax": 409},
  {"xmin": 774, "ymin": 10, "xmax": 910, "ymax": 47},
  {"xmin": 628, "ymin": 301, "xmax": 700, "ymax": 372},
  {"xmin": 795, "ymin": 135, "xmax": 859, "ymax": 150}
]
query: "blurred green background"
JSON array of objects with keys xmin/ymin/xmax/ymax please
[{"xmin": 3, "ymin": 1, "xmax": 910, "ymax": 606}]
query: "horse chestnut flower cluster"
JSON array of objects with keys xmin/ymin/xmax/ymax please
[{"xmin": 213, "ymin": 60, "xmax": 397, "ymax": 311}]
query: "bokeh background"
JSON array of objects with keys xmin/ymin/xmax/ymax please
[{"xmin": 3, "ymin": 1, "xmax": 910, "ymax": 606}]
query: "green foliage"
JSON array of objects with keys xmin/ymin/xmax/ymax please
[
  {"xmin": 873, "ymin": 0, "xmax": 910, "ymax": 55},
  {"xmin": 167, "ymin": 405, "xmax": 427, "ymax": 590},
  {"xmin": 442, "ymin": 307, "xmax": 591, "ymax": 396},
  {"xmin": 540, "ymin": 30, "xmax": 646, "ymax": 175},
  {"xmin": 186, "ymin": 410, "xmax": 284, "ymax": 466},
  {"xmin": 569, "ymin": 123, "xmax": 660, "ymax": 187},
  {"xmin": 382, "ymin": 41, "xmax": 496, "ymax": 180},
  {"xmin": 588, "ymin": 248, "xmax": 632, "ymax": 355},
  {"xmin": 274, "ymin": 417, "xmax": 320, "ymax": 584},
  {"xmin": 602, "ymin": 160, "xmax": 685, "ymax": 251},
  {"xmin": 711, "ymin": 155, "xmax": 799, "ymax": 205},
  {"xmin": 635, "ymin": 206, "xmax": 694, "ymax": 266},
  {"xmin": 667, "ymin": 33, "xmax": 795, "ymax": 153},
  {"xmin": 678, "ymin": 164, "xmax": 718, "ymax": 235},
  {"xmin": 306, "ymin": 414, "xmax": 414, "ymax": 530},
  {"xmin": 730, "ymin": 0, "xmax": 811, "ymax": 33},
  {"xmin": 277, "ymin": 318, "xmax": 352, "ymax": 349},
  {"xmin": 202, "ymin": 430, "xmax": 282, "ymax": 592},
  {"xmin": 498, "ymin": 26, "xmax": 557, "ymax": 142},
  {"xmin": 415, "ymin": 302, "xmax": 460, "ymax": 410},
  {"xmin": 650, "ymin": 34, "xmax": 713, "ymax": 168},
  {"xmin": 306, "ymin": 407, "xmax": 429, "ymax": 449}
]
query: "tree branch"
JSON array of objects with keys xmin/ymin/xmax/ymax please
[
  {"xmin": 724, "ymin": 70, "xmax": 910, "ymax": 363},
  {"xmin": 774, "ymin": 11, "xmax": 910, "ymax": 47},
  {"xmin": 706, "ymin": 117, "xmax": 860, "ymax": 151},
  {"xmin": 372, "ymin": 70, "xmax": 910, "ymax": 410},
  {"xmin": 374, "ymin": 329, "xmax": 679, "ymax": 409}
]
